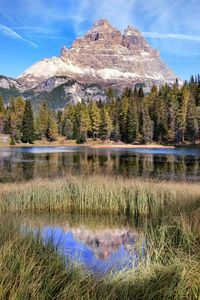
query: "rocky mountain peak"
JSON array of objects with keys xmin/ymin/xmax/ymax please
[
  {"xmin": 122, "ymin": 25, "xmax": 157, "ymax": 55},
  {"xmin": 124, "ymin": 25, "xmax": 142, "ymax": 37},
  {"xmin": 71, "ymin": 19, "xmax": 122, "ymax": 49},
  {"xmin": 18, "ymin": 19, "xmax": 178, "ymax": 93},
  {"xmin": 93, "ymin": 19, "xmax": 113, "ymax": 29}
]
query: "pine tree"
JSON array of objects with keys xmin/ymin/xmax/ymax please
[
  {"xmin": 57, "ymin": 111, "xmax": 63, "ymax": 135},
  {"xmin": 22, "ymin": 100, "xmax": 35, "ymax": 143},
  {"xmin": 0, "ymin": 96, "xmax": 5, "ymax": 134},
  {"xmin": 0, "ymin": 114, "xmax": 4, "ymax": 134},
  {"xmin": 138, "ymin": 87, "xmax": 145, "ymax": 99},
  {"xmin": 99, "ymin": 107, "xmax": 113, "ymax": 141},
  {"xmin": 3, "ymin": 113, "xmax": 11, "ymax": 134},
  {"xmin": 11, "ymin": 96, "xmax": 25, "ymax": 141},
  {"xmin": 107, "ymin": 87, "xmax": 114, "ymax": 101},
  {"xmin": 185, "ymin": 95, "xmax": 198, "ymax": 143},
  {"xmin": 89, "ymin": 101, "xmax": 101, "ymax": 139},
  {"xmin": 62, "ymin": 104, "xmax": 75, "ymax": 139},
  {"xmin": 111, "ymin": 121, "xmax": 121, "ymax": 141},
  {"xmin": 119, "ymin": 96, "xmax": 129, "ymax": 142},
  {"xmin": 150, "ymin": 87, "xmax": 168, "ymax": 142},
  {"xmin": 76, "ymin": 106, "xmax": 91, "ymax": 144},
  {"xmin": 47, "ymin": 111, "xmax": 58, "ymax": 141},
  {"xmin": 38, "ymin": 102, "xmax": 49, "ymax": 138},
  {"xmin": 176, "ymin": 87, "xmax": 190, "ymax": 143},
  {"xmin": 166, "ymin": 86, "xmax": 178, "ymax": 141},
  {"xmin": 142, "ymin": 102, "xmax": 153, "ymax": 144},
  {"xmin": 127, "ymin": 103, "xmax": 139, "ymax": 144},
  {"xmin": 0, "ymin": 96, "xmax": 5, "ymax": 114}
]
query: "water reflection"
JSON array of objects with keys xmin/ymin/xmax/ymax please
[
  {"xmin": 21, "ymin": 213, "xmax": 145, "ymax": 275},
  {"xmin": 0, "ymin": 146, "xmax": 200, "ymax": 182}
]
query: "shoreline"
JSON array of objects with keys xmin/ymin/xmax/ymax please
[
  {"xmin": 89, "ymin": 144, "xmax": 175, "ymax": 149},
  {"xmin": 1, "ymin": 138, "xmax": 199, "ymax": 149},
  {"xmin": 0, "ymin": 143, "xmax": 176, "ymax": 149}
]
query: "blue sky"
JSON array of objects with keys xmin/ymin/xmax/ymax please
[{"xmin": 0, "ymin": 0, "xmax": 199, "ymax": 80}]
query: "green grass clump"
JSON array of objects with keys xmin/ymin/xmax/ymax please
[
  {"xmin": 0, "ymin": 176, "xmax": 199, "ymax": 219},
  {"xmin": 0, "ymin": 212, "xmax": 200, "ymax": 299},
  {"xmin": 0, "ymin": 176, "xmax": 200, "ymax": 299}
]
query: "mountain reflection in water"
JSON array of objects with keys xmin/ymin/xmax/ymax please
[{"xmin": 26, "ymin": 225, "xmax": 145, "ymax": 274}]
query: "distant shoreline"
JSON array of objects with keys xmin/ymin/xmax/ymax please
[
  {"xmin": 1, "ymin": 137, "xmax": 199, "ymax": 149},
  {"xmin": 0, "ymin": 141, "xmax": 176, "ymax": 149},
  {"xmin": 89, "ymin": 144, "xmax": 175, "ymax": 149}
]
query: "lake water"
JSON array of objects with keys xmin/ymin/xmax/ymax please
[
  {"xmin": 0, "ymin": 146, "xmax": 200, "ymax": 182},
  {"xmin": 20, "ymin": 213, "xmax": 145, "ymax": 275},
  {"xmin": 2, "ymin": 146, "xmax": 199, "ymax": 274}
]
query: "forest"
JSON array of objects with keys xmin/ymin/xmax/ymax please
[{"xmin": 0, "ymin": 75, "xmax": 200, "ymax": 145}]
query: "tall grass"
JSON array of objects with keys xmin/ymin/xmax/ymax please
[
  {"xmin": 0, "ymin": 176, "xmax": 200, "ymax": 299},
  {"xmin": 0, "ymin": 210, "xmax": 200, "ymax": 299},
  {"xmin": 0, "ymin": 176, "xmax": 199, "ymax": 218}
]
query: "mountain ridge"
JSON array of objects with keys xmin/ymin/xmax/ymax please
[
  {"xmin": 19, "ymin": 19, "xmax": 177, "ymax": 89},
  {"xmin": 0, "ymin": 19, "xmax": 179, "ymax": 109}
]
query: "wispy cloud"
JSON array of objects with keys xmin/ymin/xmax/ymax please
[
  {"xmin": 68, "ymin": 0, "xmax": 136, "ymax": 35},
  {"xmin": 13, "ymin": 26, "xmax": 59, "ymax": 35},
  {"xmin": 0, "ymin": 24, "xmax": 38, "ymax": 47},
  {"xmin": 143, "ymin": 32, "xmax": 200, "ymax": 42}
]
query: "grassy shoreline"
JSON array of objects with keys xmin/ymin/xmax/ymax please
[
  {"xmin": 0, "ymin": 176, "xmax": 200, "ymax": 298},
  {"xmin": 0, "ymin": 176, "xmax": 199, "ymax": 215},
  {"xmin": 0, "ymin": 141, "xmax": 176, "ymax": 148},
  {"xmin": 3, "ymin": 136, "xmax": 200, "ymax": 148},
  {"xmin": 0, "ymin": 181, "xmax": 200, "ymax": 299}
]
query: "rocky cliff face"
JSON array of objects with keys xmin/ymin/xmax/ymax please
[
  {"xmin": 0, "ymin": 19, "xmax": 179, "ymax": 109},
  {"xmin": 19, "ymin": 19, "xmax": 177, "ymax": 90}
]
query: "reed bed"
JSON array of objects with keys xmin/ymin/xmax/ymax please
[
  {"xmin": 0, "ymin": 176, "xmax": 200, "ymax": 299},
  {"xmin": 0, "ymin": 210, "xmax": 200, "ymax": 300},
  {"xmin": 0, "ymin": 176, "xmax": 199, "ymax": 217}
]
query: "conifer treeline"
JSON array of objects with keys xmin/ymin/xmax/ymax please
[{"xmin": 0, "ymin": 76, "xmax": 200, "ymax": 144}]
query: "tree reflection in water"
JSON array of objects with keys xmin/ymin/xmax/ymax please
[{"xmin": 0, "ymin": 146, "xmax": 200, "ymax": 182}]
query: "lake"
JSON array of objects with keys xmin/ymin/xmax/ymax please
[
  {"xmin": 1, "ymin": 145, "xmax": 200, "ymax": 275},
  {"xmin": 0, "ymin": 146, "xmax": 200, "ymax": 182}
]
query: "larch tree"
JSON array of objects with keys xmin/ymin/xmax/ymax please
[
  {"xmin": 46, "ymin": 111, "xmax": 58, "ymax": 141},
  {"xmin": 89, "ymin": 101, "xmax": 101, "ymax": 139},
  {"xmin": 38, "ymin": 102, "xmax": 49, "ymax": 138}
]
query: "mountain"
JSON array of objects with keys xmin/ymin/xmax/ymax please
[
  {"xmin": 0, "ymin": 19, "xmax": 178, "ymax": 109},
  {"xmin": 0, "ymin": 75, "xmax": 107, "ymax": 109}
]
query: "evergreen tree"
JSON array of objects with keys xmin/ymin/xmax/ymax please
[
  {"xmin": 138, "ymin": 87, "xmax": 145, "ymax": 99},
  {"xmin": 57, "ymin": 111, "xmax": 63, "ymax": 135},
  {"xmin": 11, "ymin": 96, "xmax": 25, "ymax": 141},
  {"xmin": 150, "ymin": 87, "xmax": 168, "ymax": 141},
  {"xmin": 185, "ymin": 95, "xmax": 198, "ymax": 143},
  {"xmin": 176, "ymin": 87, "xmax": 190, "ymax": 143},
  {"xmin": 38, "ymin": 102, "xmax": 49, "ymax": 138},
  {"xmin": 0, "ymin": 96, "xmax": 5, "ymax": 114},
  {"xmin": 3, "ymin": 113, "xmax": 11, "ymax": 134},
  {"xmin": 107, "ymin": 87, "xmax": 114, "ymax": 102},
  {"xmin": 76, "ymin": 107, "xmax": 91, "ymax": 144},
  {"xmin": 119, "ymin": 96, "xmax": 129, "ymax": 142},
  {"xmin": 111, "ymin": 120, "xmax": 121, "ymax": 141},
  {"xmin": 142, "ymin": 102, "xmax": 153, "ymax": 144},
  {"xmin": 0, "ymin": 114, "xmax": 4, "ymax": 134},
  {"xmin": 22, "ymin": 100, "xmax": 35, "ymax": 143},
  {"xmin": 46, "ymin": 111, "xmax": 58, "ymax": 141},
  {"xmin": 62, "ymin": 104, "xmax": 75, "ymax": 139},
  {"xmin": 99, "ymin": 107, "xmax": 113, "ymax": 141},
  {"xmin": 127, "ymin": 103, "xmax": 139, "ymax": 143},
  {"xmin": 89, "ymin": 101, "xmax": 101, "ymax": 139}
]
